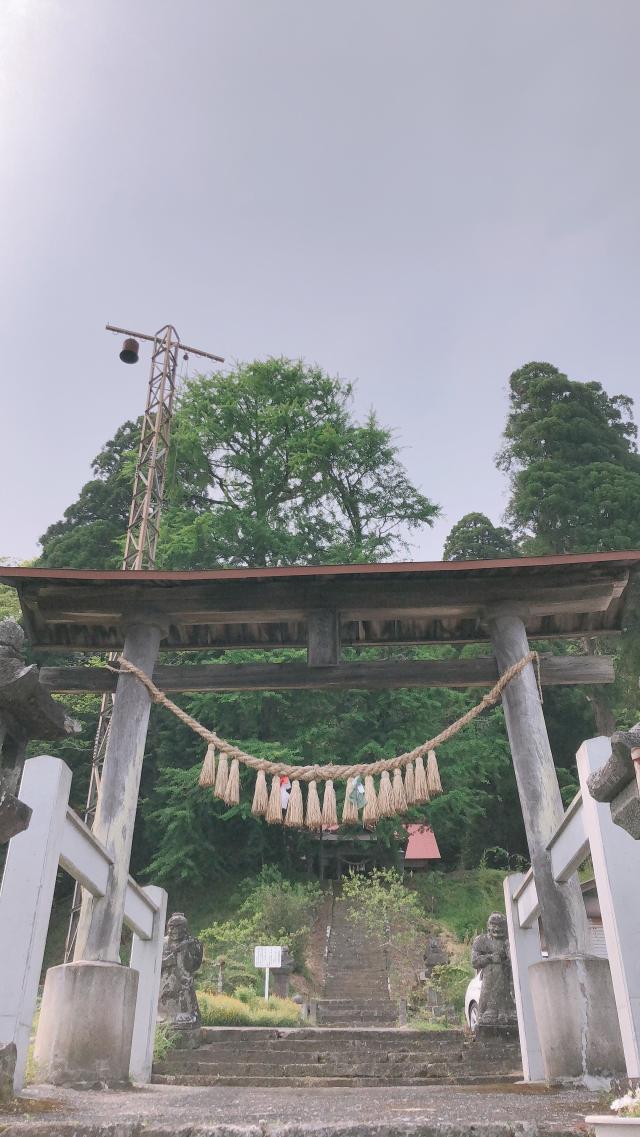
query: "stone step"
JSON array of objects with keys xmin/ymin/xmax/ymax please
[
  {"xmin": 152, "ymin": 1071, "xmax": 522, "ymax": 1088},
  {"xmin": 317, "ymin": 997, "xmax": 392, "ymax": 1005},
  {"xmin": 177, "ymin": 1050, "xmax": 443, "ymax": 1066},
  {"xmin": 318, "ymin": 1008, "xmax": 397, "ymax": 1018},
  {"xmin": 318, "ymin": 1014, "xmax": 397, "ymax": 1023},
  {"xmin": 189, "ymin": 1043, "xmax": 465, "ymax": 1059},
  {"xmin": 156, "ymin": 1060, "xmax": 456, "ymax": 1078},
  {"xmin": 317, "ymin": 1011, "xmax": 397, "ymax": 1018},
  {"xmin": 198, "ymin": 1027, "xmax": 442, "ymax": 1043},
  {"xmin": 179, "ymin": 1044, "xmax": 454, "ymax": 1061}
]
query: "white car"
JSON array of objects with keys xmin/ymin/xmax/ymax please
[{"xmin": 464, "ymin": 970, "xmax": 482, "ymax": 1031}]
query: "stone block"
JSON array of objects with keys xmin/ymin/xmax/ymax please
[
  {"xmin": 34, "ymin": 961, "xmax": 138, "ymax": 1086},
  {"xmin": 529, "ymin": 955, "xmax": 625, "ymax": 1081},
  {"xmin": 610, "ymin": 779, "xmax": 640, "ymax": 840},
  {"xmin": 0, "ymin": 1042, "xmax": 16, "ymax": 1101}
]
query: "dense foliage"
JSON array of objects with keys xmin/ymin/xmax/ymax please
[{"xmin": 197, "ymin": 868, "xmax": 321, "ymax": 991}]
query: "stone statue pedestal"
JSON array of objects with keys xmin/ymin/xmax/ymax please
[
  {"xmin": 34, "ymin": 962, "xmax": 138, "ymax": 1086},
  {"xmin": 475, "ymin": 1023, "xmax": 519, "ymax": 1042},
  {"xmin": 529, "ymin": 956, "xmax": 625, "ymax": 1081}
]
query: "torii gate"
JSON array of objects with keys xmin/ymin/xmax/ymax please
[{"xmin": 0, "ymin": 550, "xmax": 638, "ymax": 1085}]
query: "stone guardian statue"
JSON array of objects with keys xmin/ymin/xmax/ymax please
[
  {"xmin": 158, "ymin": 912, "xmax": 204, "ymax": 1032},
  {"xmin": 471, "ymin": 912, "xmax": 517, "ymax": 1030}
]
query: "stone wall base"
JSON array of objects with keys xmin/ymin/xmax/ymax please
[
  {"xmin": 34, "ymin": 961, "xmax": 138, "ymax": 1086},
  {"xmin": 529, "ymin": 955, "xmax": 625, "ymax": 1082}
]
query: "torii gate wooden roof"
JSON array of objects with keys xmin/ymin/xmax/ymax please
[{"xmin": 1, "ymin": 551, "xmax": 637, "ymax": 693}]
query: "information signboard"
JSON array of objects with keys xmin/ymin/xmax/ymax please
[
  {"xmin": 254, "ymin": 945, "xmax": 282, "ymax": 969},
  {"xmin": 254, "ymin": 945, "xmax": 282, "ymax": 999}
]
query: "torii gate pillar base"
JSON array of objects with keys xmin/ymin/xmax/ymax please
[
  {"xmin": 529, "ymin": 956, "xmax": 625, "ymax": 1083},
  {"xmin": 34, "ymin": 961, "xmax": 138, "ymax": 1087}
]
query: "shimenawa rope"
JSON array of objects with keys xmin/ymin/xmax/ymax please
[{"xmin": 106, "ymin": 649, "xmax": 541, "ymax": 783}]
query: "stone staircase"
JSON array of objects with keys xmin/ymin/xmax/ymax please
[
  {"xmin": 316, "ymin": 895, "xmax": 398, "ymax": 1027},
  {"xmin": 152, "ymin": 1026, "xmax": 522, "ymax": 1087},
  {"xmin": 151, "ymin": 890, "xmax": 522, "ymax": 1087}
]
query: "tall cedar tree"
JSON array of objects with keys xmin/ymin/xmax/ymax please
[
  {"xmin": 498, "ymin": 360, "xmax": 640, "ymax": 733},
  {"xmin": 443, "ymin": 512, "xmax": 519, "ymax": 561},
  {"xmin": 497, "ymin": 361, "xmax": 640, "ymax": 553}
]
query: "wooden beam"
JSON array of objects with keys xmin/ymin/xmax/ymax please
[
  {"xmin": 28, "ymin": 573, "xmax": 626, "ymax": 626},
  {"xmin": 40, "ymin": 653, "xmax": 615, "ymax": 695}
]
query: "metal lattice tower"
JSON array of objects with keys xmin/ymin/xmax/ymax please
[{"xmin": 64, "ymin": 324, "xmax": 223, "ymax": 961}]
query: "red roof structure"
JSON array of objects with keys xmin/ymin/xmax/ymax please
[{"xmin": 404, "ymin": 824, "xmax": 441, "ymax": 863}]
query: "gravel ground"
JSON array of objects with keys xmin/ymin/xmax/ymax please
[{"xmin": 0, "ymin": 1081, "xmax": 601, "ymax": 1137}]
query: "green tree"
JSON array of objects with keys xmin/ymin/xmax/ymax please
[
  {"xmin": 497, "ymin": 362, "xmax": 640, "ymax": 553},
  {"xmin": 161, "ymin": 359, "xmax": 438, "ymax": 568},
  {"xmin": 443, "ymin": 512, "xmax": 519, "ymax": 561},
  {"xmin": 0, "ymin": 559, "xmax": 22, "ymax": 620},
  {"xmin": 39, "ymin": 361, "xmax": 438, "ymax": 571}
]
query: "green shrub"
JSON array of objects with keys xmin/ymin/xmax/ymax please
[
  {"xmin": 233, "ymin": 984, "xmax": 257, "ymax": 1005},
  {"xmin": 341, "ymin": 867, "xmax": 425, "ymax": 953},
  {"xmin": 199, "ymin": 868, "xmax": 322, "ymax": 992},
  {"xmin": 429, "ymin": 963, "xmax": 474, "ymax": 1014}
]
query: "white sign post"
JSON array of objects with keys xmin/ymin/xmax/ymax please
[{"xmin": 254, "ymin": 945, "xmax": 282, "ymax": 1001}]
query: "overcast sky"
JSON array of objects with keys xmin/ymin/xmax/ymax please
[{"xmin": 2, "ymin": 0, "xmax": 639, "ymax": 564}]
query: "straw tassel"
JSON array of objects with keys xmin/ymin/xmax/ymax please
[
  {"xmin": 214, "ymin": 752, "xmax": 229, "ymax": 800},
  {"xmin": 427, "ymin": 750, "xmax": 443, "ymax": 796},
  {"xmin": 362, "ymin": 774, "xmax": 378, "ymax": 827},
  {"xmin": 322, "ymin": 780, "xmax": 338, "ymax": 828},
  {"xmin": 285, "ymin": 780, "xmax": 304, "ymax": 828},
  {"xmin": 251, "ymin": 769, "xmax": 269, "ymax": 816},
  {"xmin": 414, "ymin": 754, "xmax": 430, "ymax": 803},
  {"xmin": 392, "ymin": 767, "xmax": 408, "ymax": 813},
  {"xmin": 306, "ymin": 780, "xmax": 323, "ymax": 830},
  {"xmin": 198, "ymin": 744, "xmax": 216, "ymax": 789},
  {"xmin": 404, "ymin": 761, "xmax": 416, "ymax": 805},
  {"xmin": 266, "ymin": 775, "xmax": 283, "ymax": 824},
  {"xmin": 377, "ymin": 771, "xmax": 395, "ymax": 817},
  {"xmin": 223, "ymin": 758, "xmax": 240, "ymax": 806},
  {"xmin": 341, "ymin": 777, "xmax": 359, "ymax": 826}
]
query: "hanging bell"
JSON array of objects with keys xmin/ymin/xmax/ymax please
[{"xmin": 119, "ymin": 337, "xmax": 139, "ymax": 364}]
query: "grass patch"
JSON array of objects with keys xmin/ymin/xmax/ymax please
[
  {"xmin": 411, "ymin": 868, "xmax": 506, "ymax": 940},
  {"xmin": 408, "ymin": 1016, "xmax": 460, "ymax": 1031},
  {"xmin": 153, "ymin": 1021, "xmax": 179, "ymax": 1061},
  {"xmin": 197, "ymin": 991, "xmax": 301, "ymax": 1027}
]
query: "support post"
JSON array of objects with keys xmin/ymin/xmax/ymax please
[
  {"xmin": 307, "ymin": 609, "xmax": 340, "ymax": 667},
  {"xmin": 35, "ymin": 622, "xmax": 161, "ymax": 1087},
  {"xmin": 492, "ymin": 614, "xmax": 624, "ymax": 1081},
  {"xmin": 0, "ymin": 756, "xmax": 71, "ymax": 1090},
  {"xmin": 504, "ymin": 872, "xmax": 545, "ymax": 1081},
  {"xmin": 129, "ymin": 885, "xmax": 168, "ymax": 1083},
  {"xmin": 74, "ymin": 621, "xmax": 162, "ymax": 962},
  {"xmin": 490, "ymin": 613, "xmax": 587, "ymax": 956},
  {"xmin": 577, "ymin": 737, "xmax": 640, "ymax": 1078}
]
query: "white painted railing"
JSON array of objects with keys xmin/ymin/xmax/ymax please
[
  {"xmin": 0, "ymin": 755, "xmax": 167, "ymax": 1090},
  {"xmin": 505, "ymin": 737, "xmax": 640, "ymax": 1082}
]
